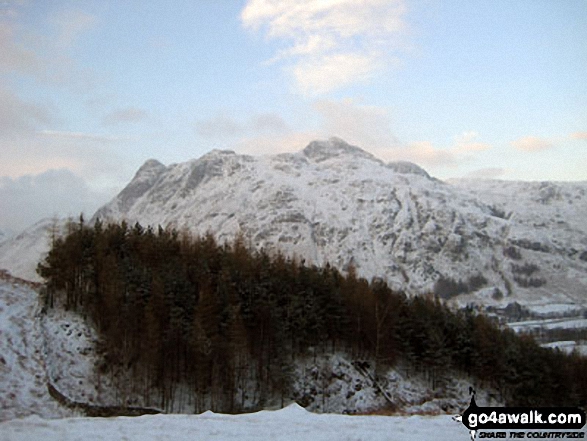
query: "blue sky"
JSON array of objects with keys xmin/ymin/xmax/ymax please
[{"xmin": 0, "ymin": 0, "xmax": 586, "ymax": 233}]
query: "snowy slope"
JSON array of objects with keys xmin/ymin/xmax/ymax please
[
  {"xmin": 0, "ymin": 276, "xmax": 69, "ymax": 421},
  {"xmin": 0, "ymin": 404, "xmax": 472, "ymax": 441},
  {"xmin": 41, "ymin": 302, "xmax": 119, "ymax": 408},
  {"xmin": 1, "ymin": 138, "xmax": 586, "ymax": 309},
  {"xmin": 3, "ymin": 404, "xmax": 585, "ymax": 441},
  {"xmin": 0, "ymin": 218, "xmax": 61, "ymax": 283},
  {"xmin": 90, "ymin": 137, "xmax": 587, "ymax": 308},
  {"xmin": 0, "ymin": 272, "xmax": 500, "ymax": 419}
]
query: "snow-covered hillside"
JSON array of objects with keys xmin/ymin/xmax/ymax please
[
  {"xmin": 91, "ymin": 137, "xmax": 587, "ymax": 308},
  {"xmin": 0, "ymin": 274, "xmax": 68, "ymax": 421},
  {"xmin": 0, "ymin": 218, "xmax": 60, "ymax": 282},
  {"xmin": 1, "ymin": 138, "xmax": 586, "ymax": 311},
  {"xmin": 0, "ymin": 273, "xmax": 503, "ymax": 421},
  {"xmin": 0, "ymin": 272, "xmax": 581, "ymax": 437}
]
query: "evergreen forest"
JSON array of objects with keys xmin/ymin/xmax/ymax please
[{"xmin": 37, "ymin": 218, "xmax": 587, "ymax": 413}]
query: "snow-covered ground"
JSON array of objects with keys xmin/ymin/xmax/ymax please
[
  {"xmin": 541, "ymin": 340, "xmax": 587, "ymax": 355},
  {"xmin": 526, "ymin": 303, "xmax": 584, "ymax": 316},
  {"xmin": 0, "ymin": 275, "xmax": 498, "ymax": 421},
  {"xmin": 508, "ymin": 317, "xmax": 587, "ymax": 332},
  {"xmin": 3, "ymin": 405, "xmax": 585, "ymax": 441},
  {"xmin": 0, "ymin": 276, "xmax": 69, "ymax": 421},
  {"xmin": 0, "ymin": 403, "xmax": 472, "ymax": 441},
  {"xmin": 42, "ymin": 299, "xmax": 119, "ymax": 407},
  {"xmin": 0, "ymin": 218, "xmax": 60, "ymax": 282}
]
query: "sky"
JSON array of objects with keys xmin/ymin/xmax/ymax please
[{"xmin": 0, "ymin": 0, "xmax": 586, "ymax": 234}]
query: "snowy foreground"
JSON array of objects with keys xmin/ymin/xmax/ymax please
[{"xmin": 1, "ymin": 404, "xmax": 471, "ymax": 441}]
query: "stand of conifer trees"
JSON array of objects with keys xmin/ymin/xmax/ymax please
[{"xmin": 38, "ymin": 218, "xmax": 587, "ymax": 412}]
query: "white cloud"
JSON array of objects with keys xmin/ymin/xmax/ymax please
[
  {"xmin": 0, "ymin": 169, "xmax": 114, "ymax": 232},
  {"xmin": 310, "ymin": 100, "xmax": 488, "ymax": 168},
  {"xmin": 293, "ymin": 52, "xmax": 381, "ymax": 95},
  {"xmin": 234, "ymin": 99, "xmax": 489, "ymax": 172},
  {"xmin": 379, "ymin": 141, "xmax": 458, "ymax": 167},
  {"xmin": 453, "ymin": 131, "xmax": 491, "ymax": 153},
  {"xmin": 0, "ymin": 126, "xmax": 127, "ymax": 184},
  {"xmin": 241, "ymin": 0, "xmax": 408, "ymax": 94},
  {"xmin": 511, "ymin": 136, "xmax": 553, "ymax": 152},
  {"xmin": 234, "ymin": 98, "xmax": 397, "ymax": 155}
]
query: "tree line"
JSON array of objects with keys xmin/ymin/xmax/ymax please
[{"xmin": 37, "ymin": 218, "xmax": 587, "ymax": 412}]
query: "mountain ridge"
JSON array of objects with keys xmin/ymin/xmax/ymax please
[
  {"xmin": 0, "ymin": 138, "xmax": 586, "ymax": 309},
  {"xmin": 86, "ymin": 138, "xmax": 587, "ymax": 308}
]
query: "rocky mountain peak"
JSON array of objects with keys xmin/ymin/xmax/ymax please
[
  {"xmin": 93, "ymin": 159, "xmax": 166, "ymax": 220},
  {"xmin": 386, "ymin": 161, "xmax": 431, "ymax": 179},
  {"xmin": 302, "ymin": 137, "xmax": 379, "ymax": 163},
  {"xmin": 4, "ymin": 139, "xmax": 587, "ymax": 310},
  {"xmin": 135, "ymin": 159, "xmax": 166, "ymax": 177},
  {"xmin": 198, "ymin": 149, "xmax": 237, "ymax": 159}
]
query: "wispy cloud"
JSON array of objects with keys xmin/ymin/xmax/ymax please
[
  {"xmin": 195, "ymin": 115, "xmax": 245, "ymax": 140},
  {"xmin": 38, "ymin": 130, "xmax": 123, "ymax": 143},
  {"xmin": 0, "ymin": 168, "xmax": 114, "ymax": 232},
  {"xmin": 293, "ymin": 52, "xmax": 382, "ymax": 95},
  {"xmin": 195, "ymin": 113, "xmax": 289, "ymax": 141},
  {"xmin": 234, "ymin": 98, "xmax": 490, "ymax": 171},
  {"xmin": 511, "ymin": 136, "xmax": 553, "ymax": 152},
  {"xmin": 570, "ymin": 131, "xmax": 587, "ymax": 141},
  {"xmin": 0, "ymin": 128, "xmax": 128, "ymax": 191},
  {"xmin": 0, "ymin": 3, "xmax": 97, "ymax": 86},
  {"xmin": 453, "ymin": 131, "xmax": 491, "ymax": 153},
  {"xmin": 251, "ymin": 113, "xmax": 288, "ymax": 133},
  {"xmin": 232, "ymin": 98, "xmax": 397, "ymax": 155},
  {"xmin": 241, "ymin": 0, "xmax": 408, "ymax": 94},
  {"xmin": 380, "ymin": 141, "xmax": 458, "ymax": 167},
  {"xmin": 0, "ymin": 19, "xmax": 43, "ymax": 77},
  {"xmin": 102, "ymin": 107, "xmax": 148, "ymax": 126},
  {"xmin": 50, "ymin": 9, "xmax": 97, "ymax": 50},
  {"xmin": 0, "ymin": 86, "xmax": 53, "ymax": 135},
  {"xmin": 312, "ymin": 98, "xmax": 397, "ymax": 149}
]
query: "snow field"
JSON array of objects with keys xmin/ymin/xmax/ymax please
[
  {"xmin": 0, "ymin": 279, "xmax": 69, "ymax": 421},
  {"xmin": 0, "ymin": 404, "xmax": 473, "ymax": 441}
]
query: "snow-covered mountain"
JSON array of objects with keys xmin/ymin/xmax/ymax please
[
  {"xmin": 1, "ymin": 137, "xmax": 586, "ymax": 308},
  {"xmin": 0, "ymin": 218, "xmax": 61, "ymax": 282},
  {"xmin": 1, "ymin": 137, "xmax": 586, "ymax": 423},
  {"xmin": 91, "ymin": 137, "xmax": 587, "ymax": 308}
]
